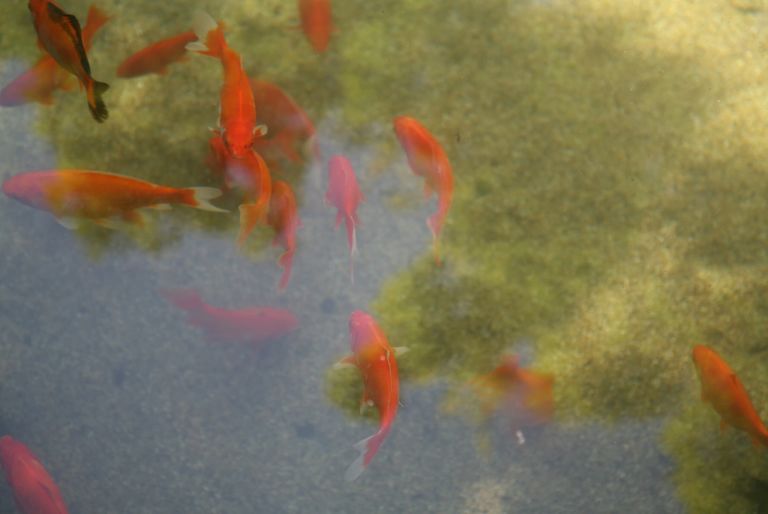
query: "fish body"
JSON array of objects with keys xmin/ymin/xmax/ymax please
[
  {"xmin": 162, "ymin": 288, "xmax": 298, "ymax": 346},
  {"xmin": 0, "ymin": 436, "xmax": 69, "ymax": 514},
  {"xmin": 117, "ymin": 30, "xmax": 197, "ymax": 78},
  {"xmin": 267, "ymin": 180, "xmax": 301, "ymax": 291},
  {"xmin": 28, "ymin": 0, "xmax": 109, "ymax": 121},
  {"xmin": 299, "ymin": 0, "xmax": 333, "ymax": 53},
  {"xmin": 2, "ymin": 169, "xmax": 223, "ymax": 226},
  {"xmin": 393, "ymin": 115, "xmax": 453, "ymax": 264},
  {"xmin": 692, "ymin": 345, "xmax": 768, "ymax": 447},
  {"xmin": 326, "ymin": 155, "xmax": 364, "ymax": 259},
  {"xmin": 342, "ymin": 310, "xmax": 400, "ymax": 480}
]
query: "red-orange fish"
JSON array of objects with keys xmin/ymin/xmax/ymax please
[
  {"xmin": 2, "ymin": 169, "xmax": 225, "ymax": 227},
  {"xmin": 692, "ymin": 344, "xmax": 768, "ymax": 447},
  {"xmin": 117, "ymin": 30, "xmax": 197, "ymax": 78},
  {"xmin": 1, "ymin": 5, "xmax": 108, "ymax": 107},
  {"xmin": 267, "ymin": 180, "xmax": 302, "ymax": 291},
  {"xmin": 337, "ymin": 310, "xmax": 402, "ymax": 480},
  {"xmin": 187, "ymin": 12, "xmax": 264, "ymax": 158},
  {"xmin": 326, "ymin": 155, "xmax": 364, "ymax": 276},
  {"xmin": 0, "ymin": 435, "xmax": 70, "ymax": 514},
  {"xmin": 393, "ymin": 115, "xmax": 454, "ymax": 264},
  {"xmin": 28, "ymin": 0, "xmax": 109, "ymax": 121},
  {"xmin": 299, "ymin": 0, "xmax": 333, "ymax": 53},
  {"xmin": 161, "ymin": 288, "xmax": 298, "ymax": 347}
]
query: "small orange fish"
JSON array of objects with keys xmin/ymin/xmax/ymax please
[
  {"xmin": 326, "ymin": 155, "xmax": 364, "ymax": 279},
  {"xmin": 267, "ymin": 180, "xmax": 302, "ymax": 291},
  {"xmin": 0, "ymin": 436, "xmax": 70, "ymax": 514},
  {"xmin": 2, "ymin": 169, "xmax": 225, "ymax": 227},
  {"xmin": 337, "ymin": 310, "xmax": 403, "ymax": 481},
  {"xmin": 187, "ymin": 12, "xmax": 264, "ymax": 158},
  {"xmin": 117, "ymin": 30, "xmax": 197, "ymax": 78},
  {"xmin": 393, "ymin": 115, "xmax": 454, "ymax": 264},
  {"xmin": 28, "ymin": 0, "xmax": 109, "ymax": 121},
  {"xmin": 1, "ymin": 5, "xmax": 108, "ymax": 107},
  {"xmin": 692, "ymin": 344, "xmax": 768, "ymax": 447},
  {"xmin": 299, "ymin": 0, "xmax": 333, "ymax": 53},
  {"xmin": 161, "ymin": 288, "xmax": 298, "ymax": 347}
]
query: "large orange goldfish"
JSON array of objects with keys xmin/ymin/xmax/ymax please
[
  {"xmin": 2, "ymin": 169, "xmax": 224, "ymax": 227},
  {"xmin": 0, "ymin": 436, "xmax": 70, "ymax": 514},
  {"xmin": 187, "ymin": 13, "xmax": 264, "ymax": 158},
  {"xmin": 28, "ymin": 0, "xmax": 109, "ymax": 121},
  {"xmin": 337, "ymin": 310, "xmax": 403, "ymax": 481},
  {"xmin": 117, "ymin": 30, "xmax": 197, "ymax": 78},
  {"xmin": 299, "ymin": 0, "xmax": 333, "ymax": 53},
  {"xmin": 692, "ymin": 344, "xmax": 768, "ymax": 447},
  {"xmin": 267, "ymin": 180, "xmax": 302, "ymax": 291},
  {"xmin": 393, "ymin": 115, "xmax": 453, "ymax": 264},
  {"xmin": 326, "ymin": 155, "xmax": 364, "ymax": 279},
  {"xmin": 1, "ymin": 5, "xmax": 108, "ymax": 107}
]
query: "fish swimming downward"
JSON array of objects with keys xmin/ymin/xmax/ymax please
[
  {"xmin": 336, "ymin": 310, "xmax": 405, "ymax": 481},
  {"xmin": 325, "ymin": 155, "xmax": 364, "ymax": 280},
  {"xmin": 2, "ymin": 169, "xmax": 225, "ymax": 228},
  {"xmin": 117, "ymin": 30, "xmax": 197, "ymax": 78},
  {"xmin": 28, "ymin": 0, "xmax": 109, "ymax": 121},
  {"xmin": 298, "ymin": 0, "xmax": 333, "ymax": 53},
  {"xmin": 267, "ymin": 180, "xmax": 302, "ymax": 291},
  {"xmin": 692, "ymin": 344, "xmax": 768, "ymax": 447},
  {"xmin": 0, "ymin": 435, "xmax": 70, "ymax": 514}
]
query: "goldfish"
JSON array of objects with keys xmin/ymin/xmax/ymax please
[
  {"xmin": 267, "ymin": 180, "xmax": 302, "ymax": 291},
  {"xmin": 117, "ymin": 30, "xmax": 197, "ymax": 78},
  {"xmin": 336, "ymin": 310, "xmax": 404, "ymax": 481},
  {"xmin": 326, "ymin": 155, "xmax": 364, "ymax": 279},
  {"xmin": 1, "ymin": 5, "xmax": 109, "ymax": 107},
  {"xmin": 187, "ymin": 12, "xmax": 264, "ymax": 158},
  {"xmin": 161, "ymin": 288, "xmax": 298, "ymax": 347},
  {"xmin": 2, "ymin": 169, "xmax": 225, "ymax": 228},
  {"xmin": 28, "ymin": 0, "xmax": 109, "ymax": 122},
  {"xmin": 692, "ymin": 344, "xmax": 768, "ymax": 447},
  {"xmin": 393, "ymin": 115, "xmax": 454, "ymax": 264},
  {"xmin": 0, "ymin": 435, "xmax": 70, "ymax": 514},
  {"xmin": 299, "ymin": 0, "xmax": 333, "ymax": 53}
]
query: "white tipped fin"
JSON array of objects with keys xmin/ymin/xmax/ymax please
[
  {"xmin": 185, "ymin": 41, "xmax": 209, "ymax": 52},
  {"xmin": 393, "ymin": 346, "xmax": 409, "ymax": 356},
  {"xmin": 189, "ymin": 187, "xmax": 228, "ymax": 212},
  {"xmin": 191, "ymin": 11, "xmax": 217, "ymax": 45},
  {"xmin": 344, "ymin": 433, "xmax": 375, "ymax": 482},
  {"xmin": 56, "ymin": 217, "xmax": 79, "ymax": 229}
]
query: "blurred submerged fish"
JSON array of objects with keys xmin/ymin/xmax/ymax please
[
  {"xmin": 336, "ymin": 310, "xmax": 405, "ymax": 481},
  {"xmin": 161, "ymin": 288, "xmax": 298, "ymax": 347},
  {"xmin": 298, "ymin": 0, "xmax": 333, "ymax": 53},
  {"xmin": 267, "ymin": 180, "xmax": 302, "ymax": 291},
  {"xmin": 325, "ymin": 155, "xmax": 364, "ymax": 280},
  {"xmin": 2, "ymin": 169, "xmax": 225, "ymax": 228},
  {"xmin": 28, "ymin": 0, "xmax": 109, "ymax": 121},
  {"xmin": 393, "ymin": 115, "xmax": 454, "ymax": 265},
  {"xmin": 1, "ymin": 5, "xmax": 109, "ymax": 107},
  {"xmin": 0, "ymin": 435, "xmax": 70, "ymax": 514},
  {"xmin": 117, "ymin": 30, "xmax": 197, "ymax": 78},
  {"xmin": 692, "ymin": 344, "xmax": 768, "ymax": 447}
]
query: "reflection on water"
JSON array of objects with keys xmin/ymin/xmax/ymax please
[{"xmin": 3, "ymin": 0, "xmax": 768, "ymax": 512}]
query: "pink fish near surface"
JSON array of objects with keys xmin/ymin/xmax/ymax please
[
  {"xmin": 161, "ymin": 288, "xmax": 298, "ymax": 347},
  {"xmin": 0, "ymin": 435, "xmax": 70, "ymax": 514},
  {"xmin": 325, "ymin": 155, "xmax": 364, "ymax": 278}
]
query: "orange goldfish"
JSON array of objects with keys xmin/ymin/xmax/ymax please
[
  {"xmin": 326, "ymin": 155, "xmax": 364, "ymax": 278},
  {"xmin": 161, "ymin": 288, "xmax": 298, "ymax": 346},
  {"xmin": 267, "ymin": 180, "xmax": 302, "ymax": 291},
  {"xmin": 1, "ymin": 5, "xmax": 109, "ymax": 107},
  {"xmin": 187, "ymin": 12, "xmax": 264, "ymax": 158},
  {"xmin": 692, "ymin": 344, "xmax": 768, "ymax": 447},
  {"xmin": 2, "ymin": 169, "xmax": 225, "ymax": 227},
  {"xmin": 393, "ymin": 115, "xmax": 454, "ymax": 265},
  {"xmin": 0, "ymin": 436, "xmax": 70, "ymax": 514},
  {"xmin": 299, "ymin": 0, "xmax": 333, "ymax": 53},
  {"xmin": 117, "ymin": 30, "xmax": 197, "ymax": 78},
  {"xmin": 28, "ymin": 0, "xmax": 109, "ymax": 122},
  {"xmin": 337, "ymin": 310, "xmax": 403, "ymax": 481}
]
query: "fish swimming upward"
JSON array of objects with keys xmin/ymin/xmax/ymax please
[
  {"xmin": 298, "ymin": 0, "xmax": 333, "ymax": 53},
  {"xmin": 2, "ymin": 169, "xmax": 225, "ymax": 228},
  {"xmin": 0, "ymin": 435, "xmax": 70, "ymax": 514},
  {"xmin": 161, "ymin": 288, "xmax": 298, "ymax": 347},
  {"xmin": 267, "ymin": 180, "xmax": 302, "ymax": 291},
  {"xmin": 28, "ymin": 0, "xmax": 109, "ymax": 121},
  {"xmin": 325, "ymin": 155, "xmax": 364, "ymax": 280},
  {"xmin": 117, "ymin": 30, "xmax": 197, "ymax": 78},
  {"xmin": 692, "ymin": 344, "xmax": 768, "ymax": 447}
]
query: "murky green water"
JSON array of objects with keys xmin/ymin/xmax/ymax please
[{"xmin": 3, "ymin": 0, "xmax": 768, "ymax": 512}]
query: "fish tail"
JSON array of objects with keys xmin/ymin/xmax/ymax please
[
  {"xmin": 345, "ymin": 214, "xmax": 358, "ymax": 257},
  {"xmin": 82, "ymin": 6, "xmax": 111, "ymax": 47},
  {"xmin": 86, "ymin": 79, "xmax": 109, "ymax": 122},
  {"xmin": 187, "ymin": 11, "xmax": 226, "ymax": 57},
  {"xmin": 237, "ymin": 202, "xmax": 268, "ymax": 246},
  {"xmin": 181, "ymin": 187, "xmax": 227, "ymax": 212},
  {"xmin": 345, "ymin": 425, "xmax": 391, "ymax": 481},
  {"xmin": 277, "ymin": 251, "xmax": 294, "ymax": 291}
]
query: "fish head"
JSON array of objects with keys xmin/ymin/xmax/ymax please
[
  {"xmin": 2, "ymin": 171, "xmax": 56, "ymax": 210},
  {"xmin": 223, "ymin": 123, "xmax": 261, "ymax": 159}
]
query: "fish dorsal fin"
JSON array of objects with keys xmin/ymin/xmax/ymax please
[{"xmin": 46, "ymin": 3, "xmax": 91, "ymax": 75}]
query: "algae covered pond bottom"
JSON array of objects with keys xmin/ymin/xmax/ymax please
[{"xmin": 2, "ymin": 0, "xmax": 768, "ymax": 512}]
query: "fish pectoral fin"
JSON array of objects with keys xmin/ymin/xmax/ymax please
[
  {"xmin": 254, "ymin": 124, "xmax": 268, "ymax": 137},
  {"xmin": 55, "ymin": 217, "xmax": 79, "ymax": 230},
  {"xmin": 393, "ymin": 346, "xmax": 409, "ymax": 357},
  {"xmin": 332, "ymin": 355, "xmax": 356, "ymax": 370}
]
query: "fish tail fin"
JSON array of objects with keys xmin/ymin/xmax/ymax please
[
  {"xmin": 187, "ymin": 11, "xmax": 226, "ymax": 57},
  {"xmin": 86, "ymin": 79, "xmax": 109, "ymax": 122},
  {"xmin": 277, "ymin": 251, "xmax": 294, "ymax": 291},
  {"xmin": 180, "ymin": 187, "xmax": 226, "ymax": 212},
  {"xmin": 345, "ymin": 426, "xmax": 391, "ymax": 481},
  {"xmin": 82, "ymin": 6, "xmax": 111, "ymax": 47},
  {"xmin": 238, "ymin": 202, "xmax": 268, "ymax": 246},
  {"xmin": 345, "ymin": 215, "xmax": 358, "ymax": 257}
]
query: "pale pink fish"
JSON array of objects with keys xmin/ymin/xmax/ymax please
[{"xmin": 325, "ymin": 155, "xmax": 364, "ymax": 279}]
